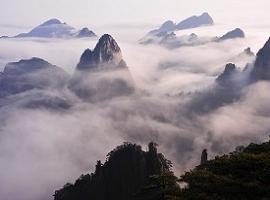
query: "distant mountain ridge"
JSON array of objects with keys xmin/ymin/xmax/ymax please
[
  {"xmin": 0, "ymin": 34, "xmax": 134, "ymax": 107},
  {"xmin": 140, "ymin": 28, "xmax": 245, "ymax": 49},
  {"xmin": 2, "ymin": 18, "xmax": 97, "ymax": 39},
  {"xmin": 150, "ymin": 12, "xmax": 214, "ymax": 35}
]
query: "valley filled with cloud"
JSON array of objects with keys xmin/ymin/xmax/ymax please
[{"xmin": 1, "ymin": 2, "xmax": 270, "ymax": 199}]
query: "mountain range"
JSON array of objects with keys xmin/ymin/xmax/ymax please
[
  {"xmin": 150, "ymin": 12, "xmax": 214, "ymax": 35},
  {"xmin": 140, "ymin": 28, "xmax": 245, "ymax": 48},
  {"xmin": 1, "ymin": 18, "xmax": 97, "ymax": 39},
  {"xmin": 0, "ymin": 34, "xmax": 134, "ymax": 107}
]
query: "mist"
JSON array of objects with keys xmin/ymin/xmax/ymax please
[{"xmin": 1, "ymin": 14, "xmax": 270, "ymax": 200}]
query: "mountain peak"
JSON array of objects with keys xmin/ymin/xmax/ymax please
[
  {"xmin": 219, "ymin": 28, "xmax": 245, "ymax": 41},
  {"xmin": 76, "ymin": 27, "xmax": 97, "ymax": 38},
  {"xmin": 40, "ymin": 18, "xmax": 62, "ymax": 26},
  {"xmin": 94, "ymin": 34, "xmax": 121, "ymax": 55},
  {"xmin": 176, "ymin": 12, "xmax": 214, "ymax": 30},
  {"xmin": 216, "ymin": 63, "xmax": 240, "ymax": 86},
  {"xmin": 158, "ymin": 20, "xmax": 175, "ymax": 32},
  {"xmin": 77, "ymin": 34, "xmax": 126, "ymax": 70}
]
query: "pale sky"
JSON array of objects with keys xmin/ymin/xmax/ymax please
[{"xmin": 1, "ymin": 0, "xmax": 270, "ymax": 29}]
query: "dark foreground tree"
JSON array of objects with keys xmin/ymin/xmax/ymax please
[
  {"xmin": 180, "ymin": 141, "xmax": 270, "ymax": 200},
  {"xmin": 54, "ymin": 142, "xmax": 179, "ymax": 200}
]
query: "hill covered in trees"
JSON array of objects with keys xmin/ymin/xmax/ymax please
[
  {"xmin": 54, "ymin": 142, "xmax": 179, "ymax": 200},
  {"xmin": 54, "ymin": 140, "xmax": 270, "ymax": 200}
]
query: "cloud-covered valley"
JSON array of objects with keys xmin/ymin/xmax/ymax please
[{"xmin": 0, "ymin": 22, "xmax": 270, "ymax": 200}]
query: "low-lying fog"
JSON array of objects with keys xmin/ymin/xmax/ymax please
[{"xmin": 0, "ymin": 21, "xmax": 270, "ymax": 200}]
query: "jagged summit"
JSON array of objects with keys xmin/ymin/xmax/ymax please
[
  {"xmin": 77, "ymin": 34, "xmax": 126, "ymax": 70},
  {"xmin": 251, "ymin": 37, "xmax": 270, "ymax": 81},
  {"xmin": 40, "ymin": 18, "xmax": 62, "ymax": 26},
  {"xmin": 93, "ymin": 34, "xmax": 122, "ymax": 63}
]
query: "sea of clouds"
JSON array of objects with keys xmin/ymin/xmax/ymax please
[{"xmin": 0, "ymin": 22, "xmax": 270, "ymax": 200}]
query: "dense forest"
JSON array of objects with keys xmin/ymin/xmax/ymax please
[{"xmin": 54, "ymin": 140, "xmax": 270, "ymax": 200}]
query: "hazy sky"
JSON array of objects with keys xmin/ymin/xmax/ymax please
[{"xmin": 1, "ymin": 0, "xmax": 270, "ymax": 29}]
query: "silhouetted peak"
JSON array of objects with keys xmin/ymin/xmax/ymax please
[
  {"xmin": 219, "ymin": 28, "xmax": 245, "ymax": 41},
  {"xmin": 54, "ymin": 142, "xmax": 173, "ymax": 200},
  {"xmin": 93, "ymin": 34, "xmax": 122, "ymax": 62},
  {"xmin": 216, "ymin": 63, "xmax": 239, "ymax": 85},
  {"xmin": 224, "ymin": 63, "xmax": 237, "ymax": 73},
  {"xmin": 40, "ymin": 19, "xmax": 62, "ymax": 26},
  {"xmin": 77, "ymin": 34, "xmax": 126, "ymax": 70}
]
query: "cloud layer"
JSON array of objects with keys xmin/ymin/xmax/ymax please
[{"xmin": 0, "ymin": 22, "xmax": 270, "ymax": 200}]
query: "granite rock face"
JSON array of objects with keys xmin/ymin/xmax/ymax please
[
  {"xmin": 250, "ymin": 37, "xmax": 270, "ymax": 81},
  {"xmin": 77, "ymin": 34, "xmax": 127, "ymax": 70}
]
